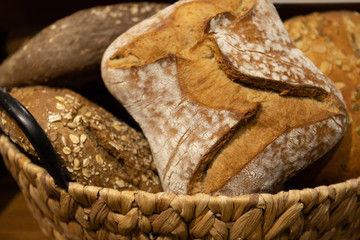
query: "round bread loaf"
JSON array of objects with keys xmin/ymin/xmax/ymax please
[
  {"xmin": 0, "ymin": 86, "xmax": 162, "ymax": 193},
  {"xmin": 101, "ymin": 0, "xmax": 347, "ymax": 196},
  {"xmin": 284, "ymin": 11, "xmax": 360, "ymax": 187},
  {"xmin": 0, "ymin": 2, "xmax": 168, "ymax": 91}
]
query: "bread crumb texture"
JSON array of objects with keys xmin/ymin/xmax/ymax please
[
  {"xmin": 0, "ymin": 86, "xmax": 162, "ymax": 193},
  {"xmin": 102, "ymin": 0, "xmax": 347, "ymax": 195}
]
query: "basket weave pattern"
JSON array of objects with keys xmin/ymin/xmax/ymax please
[{"xmin": 1, "ymin": 134, "xmax": 360, "ymax": 240}]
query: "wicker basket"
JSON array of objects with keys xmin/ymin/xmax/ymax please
[
  {"xmin": 1, "ymin": 133, "xmax": 360, "ymax": 240},
  {"xmin": 0, "ymin": 86, "xmax": 359, "ymax": 240}
]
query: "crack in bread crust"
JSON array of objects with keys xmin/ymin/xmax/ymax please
[
  {"xmin": 212, "ymin": 115, "xmax": 346, "ymax": 196},
  {"xmin": 101, "ymin": 0, "xmax": 347, "ymax": 195}
]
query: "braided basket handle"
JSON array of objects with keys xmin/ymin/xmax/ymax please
[{"xmin": 0, "ymin": 89, "xmax": 68, "ymax": 190}]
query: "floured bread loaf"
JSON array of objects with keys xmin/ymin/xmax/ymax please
[
  {"xmin": 284, "ymin": 11, "xmax": 360, "ymax": 187},
  {"xmin": 101, "ymin": 0, "xmax": 347, "ymax": 196},
  {"xmin": 0, "ymin": 86, "xmax": 162, "ymax": 193}
]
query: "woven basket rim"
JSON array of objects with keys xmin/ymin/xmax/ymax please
[
  {"xmin": 3, "ymin": 133, "xmax": 360, "ymax": 240},
  {"xmin": 2, "ymin": 133, "xmax": 359, "ymax": 200}
]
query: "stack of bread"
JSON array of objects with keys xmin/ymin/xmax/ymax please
[{"xmin": 0, "ymin": 0, "xmax": 358, "ymax": 197}]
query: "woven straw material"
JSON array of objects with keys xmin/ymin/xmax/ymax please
[{"xmin": 1, "ymin": 134, "xmax": 360, "ymax": 240}]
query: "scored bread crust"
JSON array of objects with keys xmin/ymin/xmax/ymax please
[{"xmin": 101, "ymin": 0, "xmax": 347, "ymax": 195}]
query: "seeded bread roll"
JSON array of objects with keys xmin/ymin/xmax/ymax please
[
  {"xmin": 284, "ymin": 11, "xmax": 360, "ymax": 187},
  {"xmin": 101, "ymin": 0, "xmax": 347, "ymax": 196},
  {"xmin": 0, "ymin": 86, "xmax": 162, "ymax": 193},
  {"xmin": 0, "ymin": 2, "xmax": 167, "ymax": 91}
]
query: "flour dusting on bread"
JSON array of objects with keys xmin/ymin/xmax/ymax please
[
  {"xmin": 214, "ymin": 115, "xmax": 346, "ymax": 195},
  {"xmin": 209, "ymin": 0, "xmax": 342, "ymax": 101},
  {"xmin": 102, "ymin": 0, "xmax": 347, "ymax": 195},
  {"xmin": 103, "ymin": 57, "xmax": 253, "ymax": 193}
]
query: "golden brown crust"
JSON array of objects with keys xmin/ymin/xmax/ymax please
[
  {"xmin": 102, "ymin": 0, "xmax": 347, "ymax": 195},
  {"xmin": 0, "ymin": 86, "xmax": 162, "ymax": 193},
  {"xmin": 285, "ymin": 11, "xmax": 360, "ymax": 187}
]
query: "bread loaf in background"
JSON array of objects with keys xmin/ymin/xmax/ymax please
[
  {"xmin": 102, "ymin": 0, "xmax": 347, "ymax": 196},
  {"xmin": 0, "ymin": 2, "xmax": 168, "ymax": 91},
  {"xmin": 284, "ymin": 11, "xmax": 360, "ymax": 187},
  {"xmin": 0, "ymin": 86, "xmax": 162, "ymax": 193}
]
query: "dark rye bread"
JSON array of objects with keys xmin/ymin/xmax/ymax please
[
  {"xmin": 0, "ymin": 86, "xmax": 162, "ymax": 193},
  {"xmin": 102, "ymin": 0, "xmax": 347, "ymax": 196},
  {"xmin": 0, "ymin": 2, "xmax": 168, "ymax": 91},
  {"xmin": 284, "ymin": 11, "xmax": 360, "ymax": 187}
]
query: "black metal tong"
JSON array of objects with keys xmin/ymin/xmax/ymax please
[{"xmin": 0, "ymin": 89, "xmax": 68, "ymax": 190}]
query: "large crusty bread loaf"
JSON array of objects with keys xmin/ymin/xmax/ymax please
[
  {"xmin": 0, "ymin": 86, "xmax": 162, "ymax": 193},
  {"xmin": 284, "ymin": 11, "xmax": 360, "ymax": 187},
  {"xmin": 101, "ymin": 0, "xmax": 347, "ymax": 196},
  {"xmin": 0, "ymin": 2, "xmax": 167, "ymax": 91}
]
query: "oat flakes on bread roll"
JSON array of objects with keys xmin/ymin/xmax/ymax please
[
  {"xmin": 0, "ymin": 2, "xmax": 167, "ymax": 91},
  {"xmin": 0, "ymin": 86, "xmax": 162, "ymax": 193},
  {"xmin": 284, "ymin": 11, "xmax": 360, "ymax": 187},
  {"xmin": 101, "ymin": 0, "xmax": 347, "ymax": 196}
]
